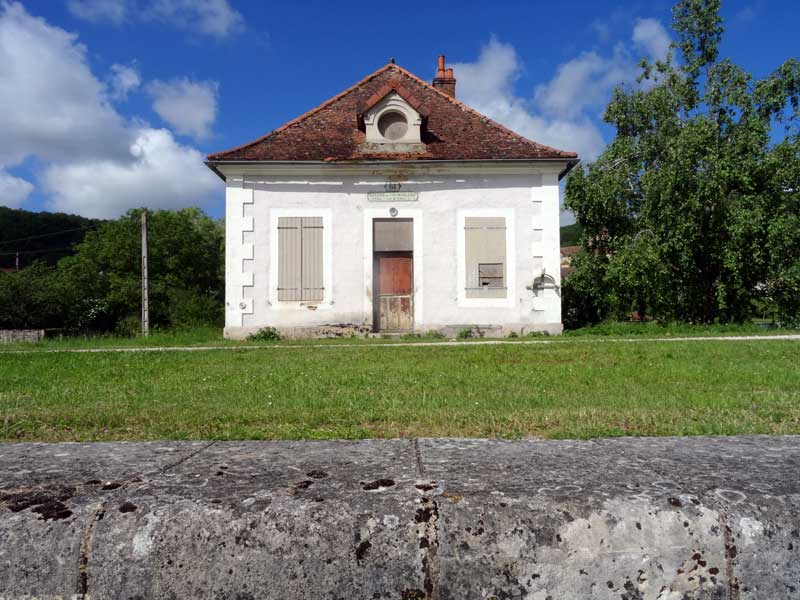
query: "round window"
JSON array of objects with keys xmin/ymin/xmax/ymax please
[{"xmin": 377, "ymin": 112, "xmax": 408, "ymax": 141}]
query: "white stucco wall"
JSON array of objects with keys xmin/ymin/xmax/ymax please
[{"xmin": 221, "ymin": 162, "xmax": 566, "ymax": 338}]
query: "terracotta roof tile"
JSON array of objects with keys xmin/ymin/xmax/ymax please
[{"xmin": 207, "ymin": 63, "xmax": 578, "ymax": 163}]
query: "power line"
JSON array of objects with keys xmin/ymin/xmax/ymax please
[
  {"xmin": 0, "ymin": 247, "xmax": 74, "ymax": 256},
  {"xmin": 0, "ymin": 225, "xmax": 94, "ymax": 246}
]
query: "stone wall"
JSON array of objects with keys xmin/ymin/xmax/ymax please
[{"xmin": 0, "ymin": 329, "xmax": 44, "ymax": 343}]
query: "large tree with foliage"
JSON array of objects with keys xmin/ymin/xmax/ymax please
[
  {"xmin": 564, "ymin": 0, "xmax": 800, "ymax": 327},
  {"xmin": 56, "ymin": 207, "xmax": 224, "ymax": 332}
]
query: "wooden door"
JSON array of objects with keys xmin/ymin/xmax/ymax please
[{"xmin": 375, "ymin": 252, "xmax": 413, "ymax": 332}]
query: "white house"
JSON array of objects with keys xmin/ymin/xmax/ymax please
[{"xmin": 206, "ymin": 56, "xmax": 578, "ymax": 339}]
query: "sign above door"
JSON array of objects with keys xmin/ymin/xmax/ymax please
[{"xmin": 368, "ymin": 182, "xmax": 418, "ymax": 202}]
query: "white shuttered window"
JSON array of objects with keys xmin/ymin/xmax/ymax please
[
  {"xmin": 277, "ymin": 216, "xmax": 324, "ymax": 302},
  {"xmin": 465, "ymin": 216, "xmax": 507, "ymax": 299}
]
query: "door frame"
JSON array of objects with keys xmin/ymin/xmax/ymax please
[
  {"xmin": 363, "ymin": 209, "xmax": 424, "ymax": 331},
  {"xmin": 373, "ymin": 250, "xmax": 414, "ymax": 333}
]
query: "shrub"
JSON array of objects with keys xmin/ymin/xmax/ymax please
[
  {"xmin": 457, "ymin": 327, "xmax": 485, "ymax": 339},
  {"xmin": 114, "ymin": 315, "xmax": 143, "ymax": 337},
  {"xmin": 526, "ymin": 330, "xmax": 550, "ymax": 337},
  {"xmin": 247, "ymin": 327, "xmax": 282, "ymax": 341}
]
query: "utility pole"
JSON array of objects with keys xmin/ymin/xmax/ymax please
[{"xmin": 141, "ymin": 210, "xmax": 149, "ymax": 337}]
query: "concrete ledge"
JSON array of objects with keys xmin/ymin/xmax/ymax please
[{"xmin": 1, "ymin": 436, "xmax": 798, "ymax": 599}]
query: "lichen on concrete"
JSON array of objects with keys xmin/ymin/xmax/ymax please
[{"xmin": 1, "ymin": 436, "xmax": 799, "ymax": 598}]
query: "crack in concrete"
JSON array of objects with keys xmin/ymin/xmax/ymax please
[
  {"xmin": 74, "ymin": 440, "xmax": 218, "ymax": 598},
  {"xmin": 411, "ymin": 439, "xmax": 440, "ymax": 600},
  {"xmin": 152, "ymin": 440, "xmax": 218, "ymax": 476},
  {"xmin": 76, "ymin": 503, "xmax": 104, "ymax": 598},
  {"xmin": 418, "ymin": 498, "xmax": 440, "ymax": 600},
  {"xmin": 720, "ymin": 513, "xmax": 741, "ymax": 600},
  {"xmin": 413, "ymin": 438, "xmax": 425, "ymax": 478}
]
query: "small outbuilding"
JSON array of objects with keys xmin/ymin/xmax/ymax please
[{"xmin": 207, "ymin": 56, "xmax": 578, "ymax": 338}]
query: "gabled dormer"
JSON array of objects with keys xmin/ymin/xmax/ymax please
[{"xmin": 359, "ymin": 85, "xmax": 427, "ymax": 154}]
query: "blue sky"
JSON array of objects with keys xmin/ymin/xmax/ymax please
[{"xmin": 0, "ymin": 0, "xmax": 797, "ymax": 221}]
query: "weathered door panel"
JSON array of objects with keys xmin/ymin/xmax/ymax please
[{"xmin": 375, "ymin": 252, "xmax": 413, "ymax": 332}]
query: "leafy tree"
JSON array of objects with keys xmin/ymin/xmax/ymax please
[
  {"xmin": 0, "ymin": 262, "xmax": 70, "ymax": 329},
  {"xmin": 564, "ymin": 0, "xmax": 800, "ymax": 326},
  {"xmin": 58, "ymin": 208, "xmax": 224, "ymax": 332}
]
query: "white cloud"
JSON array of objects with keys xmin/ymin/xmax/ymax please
[
  {"xmin": 451, "ymin": 39, "xmax": 606, "ymax": 162},
  {"xmin": 68, "ymin": 0, "xmax": 244, "ymax": 38},
  {"xmin": 147, "ymin": 78, "xmax": 218, "ymax": 140},
  {"xmin": 632, "ymin": 18, "xmax": 671, "ymax": 61},
  {"xmin": 109, "ymin": 63, "xmax": 141, "ymax": 100},
  {"xmin": 0, "ymin": 2, "xmax": 220, "ymax": 217},
  {"xmin": 534, "ymin": 46, "xmax": 634, "ymax": 118},
  {"xmin": 67, "ymin": 0, "xmax": 127, "ymax": 24},
  {"xmin": 0, "ymin": 170, "xmax": 34, "ymax": 208},
  {"xmin": 452, "ymin": 20, "xmax": 671, "ymax": 164},
  {"xmin": 147, "ymin": 0, "xmax": 243, "ymax": 38},
  {"xmin": 449, "ymin": 39, "xmax": 519, "ymax": 107},
  {"xmin": 41, "ymin": 128, "xmax": 219, "ymax": 218},
  {"xmin": 0, "ymin": 1, "xmax": 130, "ymax": 166}
]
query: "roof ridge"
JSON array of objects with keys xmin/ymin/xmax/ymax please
[{"xmin": 207, "ymin": 63, "xmax": 398, "ymax": 161}]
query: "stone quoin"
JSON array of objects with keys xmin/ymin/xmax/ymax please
[{"xmin": 206, "ymin": 55, "xmax": 579, "ymax": 339}]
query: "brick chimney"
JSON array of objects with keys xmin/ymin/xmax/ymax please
[{"xmin": 432, "ymin": 55, "xmax": 456, "ymax": 98}]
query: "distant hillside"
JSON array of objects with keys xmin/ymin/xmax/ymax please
[
  {"xmin": 0, "ymin": 207, "xmax": 103, "ymax": 270},
  {"xmin": 560, "ymin": 222, "xmax": 583, "ymax": 247}
]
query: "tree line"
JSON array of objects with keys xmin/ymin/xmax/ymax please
[
  {"xmin": 0, "ymin": 206, "xmax": 101, "ymax": 269},
  {"xmin": 563, "ymin": 0, "xmax": 800, "ymax": 327},
  {"xmin": 0, "ymin": 208, "xmax": 224, "ymax": 333}
]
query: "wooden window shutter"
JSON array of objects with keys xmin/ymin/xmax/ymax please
[
  {"xmin": 278, "ymin": 217, "xmax": 302, "ymax": 301},
  {"xmin": 300, "ymin": 217, "xmax": 324, "ymax": 302},
  {"xmin": 278, "ymin": 216, "xmax": 324, "ymax": 302}
]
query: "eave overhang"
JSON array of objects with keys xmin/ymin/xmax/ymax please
[{"xmin": 205, "ymin": 158, "xmax": 580, "ymax": 182}]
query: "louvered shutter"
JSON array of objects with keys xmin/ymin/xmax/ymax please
[
  {"xmin": 277, "ymin": 217, "xmax": 302, "ymax": 301},
  {"xmin": 277, "ymin": 216, "xmax": 324, "ymax": 302},
  {"xmin": 300, "ymin": 217, "xmax": 324, "ymax": 301}
]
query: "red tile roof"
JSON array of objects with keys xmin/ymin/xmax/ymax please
[{"xmin": 207, "ymin": 62, "xmax": 578, "ymax": 164}]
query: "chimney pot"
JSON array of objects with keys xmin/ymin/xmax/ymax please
[
  {"xmin": 437, "ymin": 55, "xmax": 446, "ymax": 78},
  {"xmin": 433, "ymin": 55, "xmax": 457, "ymax": 98}
]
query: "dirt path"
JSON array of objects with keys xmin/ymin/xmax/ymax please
[{"xmin": 2, "ymin": 333, "xmax": 799, "ymax": 354}]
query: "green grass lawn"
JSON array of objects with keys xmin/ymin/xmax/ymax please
[
  {"xmin": 1, "ymin": 337, "xmax": 798, "ymax": 441},
  {"xmin": 0, "ymin": 321, "xmax": 794, "ymax": 353}
]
